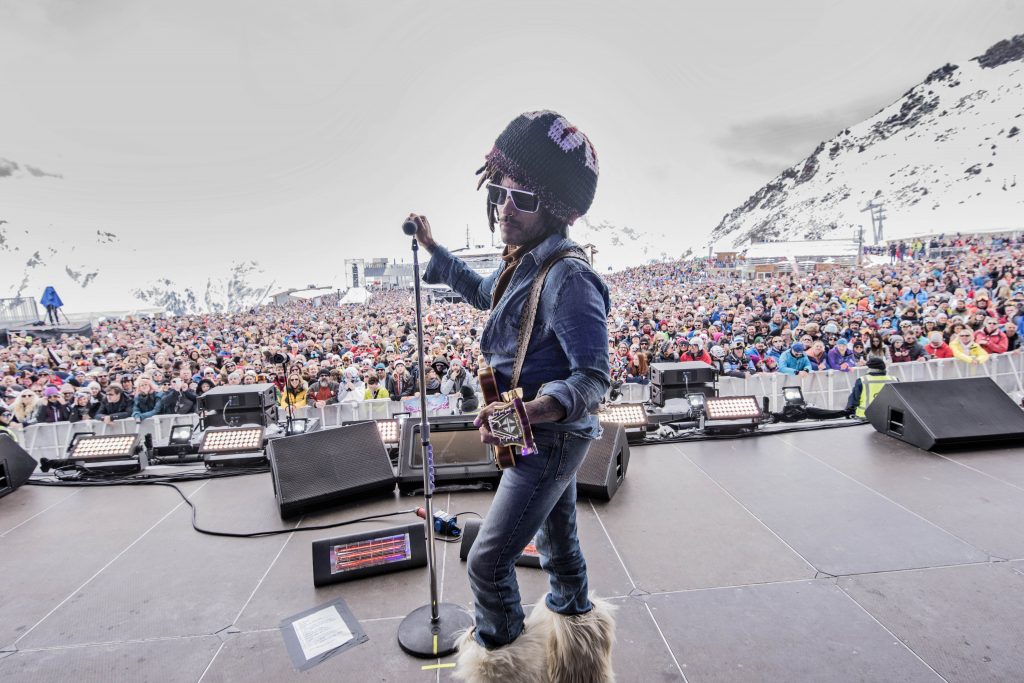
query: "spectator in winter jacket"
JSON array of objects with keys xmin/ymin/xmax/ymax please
[
  {"xmin": 950, "ymin": 330, "xmax": 989, "ymax": 365},
  {"xmin": 68, "ymin": 391, "xmax": 99, "ymax": 422},
  {"xmin": 1004, "ymin": 321, "xmax": 1020, "ymax": 352},
  {"xmin": 385, "ymin": 360, "xmax": 416, "ymax": 399},
  {"xmin": 131, "ymin": 377, "xmax": 163, "ymax": 420},
  {"xmin": 440, "ymin": 358, "xmax": 477, "ymax": 396},
  {"xmin": 974, "ymin": 318, "xmax": 1009, "ymax": 355},
  {"xmin": 161, "ymin": 378, "xmax": 199, "ymax": 414},
  {"xmin": 307, "ymin": 369, "xmax": 339, "ymax": 408},
  {"xmin": 826, "ymin": 338, "xmax": 857, "ymax": 371},
  {"xmin": 924, "ymin": 332, "xmax": 953, "ymax": 359},
  {"xmin": 778, "ymin": 343, "xmax": 812, "ymax": 376},
  {"xmin": 279, "ymin": 374, "xmax": 309, "ymax": 409},
  {"xmin": 35, "ymin": 386, "xmax": 71, "ymax": 423},
  {"xmin": 97, "ymin": 384, "xmax": 134, "ymax": 423}
]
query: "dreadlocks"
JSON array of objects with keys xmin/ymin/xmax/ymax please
[{"xmin": 475, "ymin": 162, "xmax": 567, "ymax": 238}]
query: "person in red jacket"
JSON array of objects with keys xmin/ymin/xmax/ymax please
[
  {"xmin": 681, "ymin": 337, "xmax": 712, "ymax": 364},
  {"xmin": 924, "ymin": 331, "xmax": 953, "ymax": 359},
  {"xmin": 974, "ymin": 318, "xmax": 1009, "ymax": 355}
]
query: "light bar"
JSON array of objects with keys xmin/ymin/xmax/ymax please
[
  {"xmin": 70, "ymin": 434, "xmax": 139, "ymax": 460},
  {"xmin": 200, "ymin": 426, "xmax": 266, "ymax": 467},
  {"xmin": 599, "ymin": 404, "xmax": 648, "ymax": 428},
  {"xmin": 705, "ymin": 396, "xmax": 761, "ymax": 421}
]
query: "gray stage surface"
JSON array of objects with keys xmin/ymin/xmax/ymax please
[{"xmin": 2, "ymin": 423, "xmax": 1024, "ymax": 682}]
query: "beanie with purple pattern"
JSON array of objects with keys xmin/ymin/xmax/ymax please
[{"xmin": 484, "ymin": 110, "xmax": 599, "ymax": 225}]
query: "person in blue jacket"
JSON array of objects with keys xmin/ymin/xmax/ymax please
[{"xmin": 778, "ymin": 342, "xmax": 812, "ymax": 376}]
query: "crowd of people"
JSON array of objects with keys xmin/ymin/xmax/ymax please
[{"xmin": 2, "ymin": 233, "xmax": 1023, "ymax": 437}]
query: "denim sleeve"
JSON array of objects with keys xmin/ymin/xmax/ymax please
[
  {"xmin": 422, "ymin": 244, "xmax": 498, "ymax": 312},
  {"xmin": 537, "ymin": 269, "xmax": 611, "ymax": 424}
]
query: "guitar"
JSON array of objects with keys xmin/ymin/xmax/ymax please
[{"xmin": 477, "ymin": 359, "xmax": 536, "ymax": 470}]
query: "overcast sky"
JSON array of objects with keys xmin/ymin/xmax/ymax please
[{"xmin": 2, "ymin": 0, "xmax": 1023, "ymax": 283}]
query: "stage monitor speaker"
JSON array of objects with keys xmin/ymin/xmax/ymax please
[
  {"xmin": 397, "ymin": 415, "xmax": 501, "ymax": 494},
  {"xmin": 865, "ymin": 377, "xmax": 1024, "ymax": 451},
  {"xmin": 0, "ymin": 437, "xmax": 37, "ymax": 500},
  {"xmin": 459, "ymin": 518, "xmax": 541, "ymax": 568},
  {"xmin": 268, "ymin": 421, "xmax": 396, "ymax": 518},
  {"xmin": 576, "ymin": 423, "xmax": 630, "ymax": 501}
]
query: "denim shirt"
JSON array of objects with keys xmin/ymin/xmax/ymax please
[{"xmin": 423, "ymin": 234, "xmax": 611, "ymax": 438}]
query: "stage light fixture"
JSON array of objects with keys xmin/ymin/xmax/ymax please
[
  {"xmin": 703, "ymin": 396, "xmax": 762, "ymax": 434},
  {"xmin": 783, "ymin": 386, "xmax": 806, "ymax": 407},
  {"xmin": 285, "ymin": 418, "xmax": 309, "ymax": 436},
  {"xmin": 599, "ymin": 404, "xmax": 647, "ymax": 428},
  {"xmin": 63, "ymin": 433, "xmax": 145, "ymax": 473},
  {"xmin": 199, "ymin": 426, "xmax": 266, "ymax": 466},
  {"xmin": 376, "ymin": 419, "xmax": 400, "ymax": 446},
  {"xmin": 70, "ymin": 434, "xmax": 139, "ymax": 459},
  {"xmin": 169, "ymin": 424, "xmax": 193, "ymax": 445},
  {"xmin": 599, "ymin": 404, "xmax": 648, "ymax": 444}
]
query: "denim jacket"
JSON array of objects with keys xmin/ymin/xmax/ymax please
[{"xmin": 423, "ymin": 234, "xmax": 611, "ymax": 438}]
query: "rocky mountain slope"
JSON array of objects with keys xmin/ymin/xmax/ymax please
[{"xmin": 710, "ymin": 35, "xmax": 1024, "ymax": 248}]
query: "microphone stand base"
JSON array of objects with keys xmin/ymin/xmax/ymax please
[{"xmin": 397, "ymin": 602, "xmax": 474, "ymax": 658}]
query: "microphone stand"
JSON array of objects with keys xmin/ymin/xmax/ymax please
[
  {"xmin": 274, "ymin": 353, "xmax": 295, "ymax": 434},
  {"xmin": 397, "ymin": 224, "xmax": 473, "ymax": 658}
]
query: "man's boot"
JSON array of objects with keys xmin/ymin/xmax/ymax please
[
  {"xmin": 531, "ymin": 593, "xmax": 617, "ymax": 683},
  {"xmin": 452, "ymin": 617, "xmax": 552, "ymax": 683}
]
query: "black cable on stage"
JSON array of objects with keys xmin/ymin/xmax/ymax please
[{"xmin": 27, "ymin": 467, "xmax": 420, "ymax": 539}]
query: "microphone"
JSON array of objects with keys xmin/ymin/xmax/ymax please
[{"xmin": 402, "ymin": 218, "xmax": 418, "ymax": 236}]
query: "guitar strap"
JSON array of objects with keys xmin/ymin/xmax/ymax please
[{"xmin": 510, "ymin": 247, "xmax": 590, "ymax": 390}]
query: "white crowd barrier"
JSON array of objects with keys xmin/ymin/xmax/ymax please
[
  {"xmin": 613, "ymin": 352, "xmax": 1024, "ymax": 412},
  {"xmin": 21, "ymin": 413, "xmax": 200, "ymax": 464}
]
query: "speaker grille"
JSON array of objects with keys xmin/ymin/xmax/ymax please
[
  {"xmin": 0, "ymin": 438, "xmax": 38, "ymax": 499},
  {"xmin": 269, "ymin": 422, "xmax": 395, "ymax": 517}
]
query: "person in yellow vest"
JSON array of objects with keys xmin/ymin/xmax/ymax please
[{"xmin": 846, "ymin": 357, "xmax": 898, "ymax": 418}]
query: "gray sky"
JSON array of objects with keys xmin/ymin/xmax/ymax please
[{"xmin": 2, "ymin": 0, "xmax": 1023, "ymax": 283}]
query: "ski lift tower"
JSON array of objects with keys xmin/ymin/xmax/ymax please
[{"xmin": 860, "ymin": 200, "xmax": 886, "ymax": 244}]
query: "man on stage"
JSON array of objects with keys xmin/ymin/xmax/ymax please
[{"xmin": 410, "ymin": 110, "xmax": 615, "ymax": 682}]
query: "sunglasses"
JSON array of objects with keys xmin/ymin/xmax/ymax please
[{"xmin": 486, "ymin": 183, "xmax": 540, "ymax": 213}]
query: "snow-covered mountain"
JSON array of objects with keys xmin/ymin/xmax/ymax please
[
  {"xmin": 710, "ymin": 34, "xmax": 1024, "ymax": 248},
  {"xmin": 0, "ymin": 221, "xmax": 275, "ymax": 317}
]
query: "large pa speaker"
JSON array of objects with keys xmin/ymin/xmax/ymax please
[
  {"xmin": 650, "ymin": 361, "xmax": 716, "ymax": 386},
  {"xmin": 200, "ymin": 383, "xmax": 278, "ymax": 428},
  {"xmin": 576, "ymin": 424, "xmax": 630, "ymax": 500},
  {"xmin": 268, "ymin": 421, "xmax": 396, "ymax": 518},
  {"xmin": 865, "ymin": 377, "xmax": 1024, "ymax": 451},
  {"xmin": 0, "ymin": 436, "xmax": 37, "ymax": 500}
]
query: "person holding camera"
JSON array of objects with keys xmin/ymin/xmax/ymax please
[
  {"xmin": 440, "ymin": 357, "xmax": 477, "ymax": 396},
  {"xmin": 35, "ymin": 386, "xmax": 71, "ymax": 423}
]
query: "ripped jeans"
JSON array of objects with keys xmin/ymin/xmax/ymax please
[{"xmin": 466, "ymin": 428, "xmax": 595, "ymax": 648}]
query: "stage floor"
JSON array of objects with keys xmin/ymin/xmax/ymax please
[{"xmin": 3, "ymin": 423, "xmax": 1024, "ymax": 682}]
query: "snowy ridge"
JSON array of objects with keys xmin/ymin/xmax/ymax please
[{"xmin": 710, "ymin": 34, "xmax": 1024, "ymax": 248}]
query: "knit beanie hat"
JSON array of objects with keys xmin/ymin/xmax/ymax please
[
  {"xmin": 484, "ymin": 110, "xmax": 599, "ymax": 225},
  {"xmin": 867, "ymin": 357, "xmax": 887, "ymax": 372}
]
